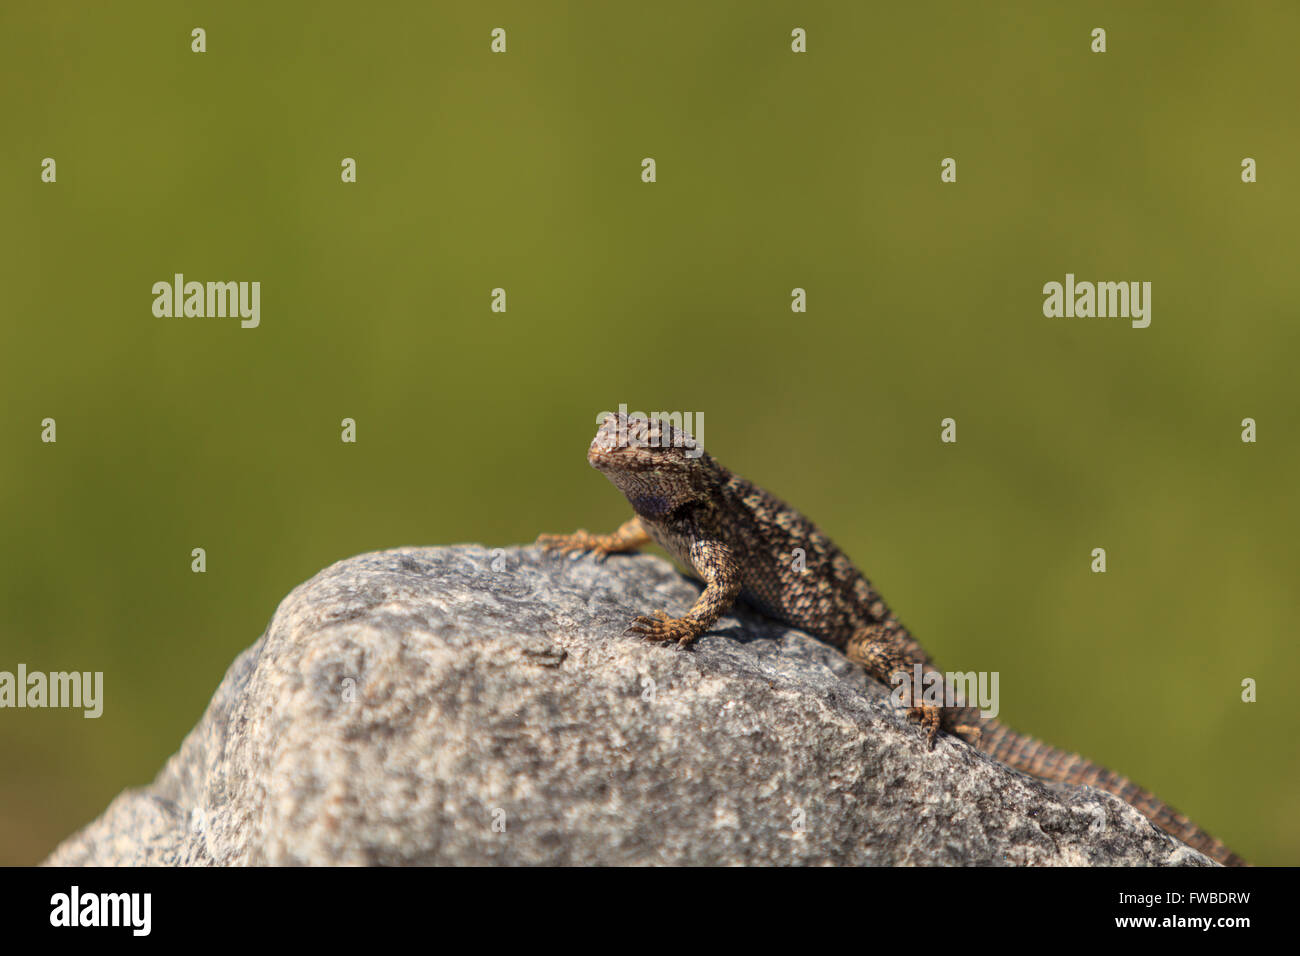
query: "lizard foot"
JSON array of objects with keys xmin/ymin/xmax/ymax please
[
  {"xmin": 625, "ymin": 610, "xmax": 698, "ymax": 646},
  {"xmin": 535, "ymin": 530, "xmax": 613, "ymax": 561},
  {"xmin": 907, "ymin": 702, "xmax": 944, "ymax": 749},
  {"xmin": 904, "ymin": 702, "xmax": 984, "ymax": 748}
]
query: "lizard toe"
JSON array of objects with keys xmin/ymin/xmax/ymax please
[{"xmin": 625, "ymin": 611, "xmax": 690, "ymax": 643}]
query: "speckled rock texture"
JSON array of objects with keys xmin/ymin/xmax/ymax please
[{"xmin": 43, "ymin": 545, "xmax": 1215, "ymax": 866}]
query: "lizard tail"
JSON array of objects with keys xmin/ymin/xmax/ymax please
[{"xmin": 974, "ymin": 720, "xmax": 1245, "ymax": 866}]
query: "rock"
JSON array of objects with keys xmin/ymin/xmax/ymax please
[{"xmin": 43, "ymin": 545, "xmax": 1215, "ymax": 866}]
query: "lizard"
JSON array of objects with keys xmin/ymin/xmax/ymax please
[{"xmin": 537, "ymin": 412, "xmax": 1245, "ymax": 866}]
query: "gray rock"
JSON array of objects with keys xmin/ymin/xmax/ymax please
[{"xmin": 43, "ymin": 545, "xmax": 1214, "ymax": 866}]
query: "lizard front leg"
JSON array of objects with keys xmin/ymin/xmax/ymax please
[
  {"xmin": 536, "ymin": 516, "xmax": 650, "ymax": 560},
  {"xmin": 846, "ymin": 624, "xmax": 981, "ymax": 747},
  {"xmin": 625, "ymin": 538, "xmax": 742, "ymax": 646}
]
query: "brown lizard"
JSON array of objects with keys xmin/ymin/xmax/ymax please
[{"xmin": 538, "ymin": 412, "xmax": 1244, "ymax": 866}]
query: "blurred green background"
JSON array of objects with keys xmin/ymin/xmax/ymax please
[{"xmin": 2, "ymin": 1, "xmax": 1296, "ymax": 865}]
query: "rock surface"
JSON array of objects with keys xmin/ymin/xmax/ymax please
[{"xmin": 43, "ymin": 545, "xmax": 1214, "ymax": 866}]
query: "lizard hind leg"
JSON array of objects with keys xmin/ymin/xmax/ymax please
[{"xmin": 845, "ymin": 623, "xmax": 955, "ymax": 748}]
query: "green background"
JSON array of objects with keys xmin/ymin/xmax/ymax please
[{"xmin": 2, "ymin": 1, "xmax": 1295, "ymax": 865}]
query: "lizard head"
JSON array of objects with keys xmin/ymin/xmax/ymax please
[{"xmin": 587, "ymin": 413, "xmax": 712, "ymax": 518}]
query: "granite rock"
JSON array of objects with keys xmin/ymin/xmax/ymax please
[{"xmin": 43, "ymin": 545, "xmax": 1215, "ymax": 866}]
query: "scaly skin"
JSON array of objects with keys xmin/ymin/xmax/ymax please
[{"xmin": 539, "ymin": 413, "xmax": 1244, "ymax": 866}]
